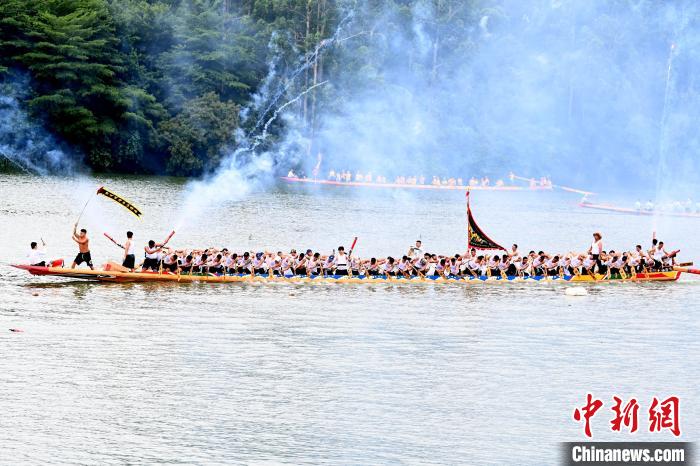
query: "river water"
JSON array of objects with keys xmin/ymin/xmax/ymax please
[{"xmin": 0, "ymin": 173, "xmax": 698, "ymax": 465}]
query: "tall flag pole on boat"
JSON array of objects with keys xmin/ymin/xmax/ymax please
[
  {"xmin": 77, "ymin": 186, "xmax": 144, "ymax": 225},
  {"xmin": 75, "ymin": 195, "xmax": 92, "ymax": 225},
  {"xmin": 466, "ymin": 190, "xmax": 506, "ymax": 251}
]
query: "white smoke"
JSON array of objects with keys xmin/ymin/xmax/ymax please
[{"xmin": 0, "ymin": 73, "xmax": 79, "ymax": 175}]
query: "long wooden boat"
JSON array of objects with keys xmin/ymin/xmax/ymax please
[
  {"xmin": 280, "ymin": 176, "xmax": 549, "ymax": 191},
  {"xmin": 11, "ymin": 264, "xmax": 686, "ymax": 284},
  {"xmin": 579, "ymin": 200, "xmax": 700, "ymax": 219}
]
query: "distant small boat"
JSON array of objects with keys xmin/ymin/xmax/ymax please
[
  {"xmin": 579, "ymin": 200, "xmax": 700, "ymax": 219},
  {"xmin": 280, "ymin": 176, "xmax": 550, "ymax": 191}
]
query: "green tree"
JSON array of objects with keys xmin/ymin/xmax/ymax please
[{"xmin": 159, "ymin": 92, "xmax": 239, "ymax": 175}]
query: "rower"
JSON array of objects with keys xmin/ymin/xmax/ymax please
[
  {"xmin": 71, "ymin": 224, "xmax": 94, "ymax": 270},
  {"xmin": 163, "ymin": 252, "xmax": 179, "ymax": 273},
  {"xmin": 225, "ymin": 252, "xmax": 237, "ymax": 274},
  {"xmin": 308, "ymin": 252, "xmax": 321, "ymax": 276},
  {"xmin": 366, "ymin": 258, "xmax": 380, "ymax": 276},
  {"xmin": 180, "ymin": 254, "xmax": 194, "ymax": 273},
  {"xmin": 506, "ymin": 250, "xmax": 518, "ymax": 276},
  {"xmin": 323, "ymin": 254, "xmax": 335, "ymax": 275},
  {"xmin": 27, "ymin": 240, "xmax": 47, "ymax": 266},
  {"xmin": 383, "ymin": 257, "xmax": 396, "ymax": 276},
  {"xmin": 239, "ymin": 252, "xmax": 251, "ymax": 274},
  {"xmin": 499, "ymin": 254, "xmax": 510, "ymax": 277},
  {"xmin": 627, "ymin": 248, "xmax": 641, "ymax": 273},
  {"xmin": 544, "ymin": 256, "xmax": 561, "ymax": 277},
  {"xmin": 531, "ymin": 252, "xmax": 545, "ymax": 276},
  {"xmin": 396, "ymin": 256, "xmax": 409, "ymax": 277},
  {"xmin": 447, "ymin": 257, "xmax": 461, "ymax": 278},
  {"xmin": 582, "ymin": 254, "xmax": 596, "ymax": 276},
  {"xmin": 350, "ymin": 256, "xmax": 362, "ymax": 276},
  {"xmin": 465, "ymin": 255, "xmax": 480, "ymax": 277},
  {"xmin": 252, "ymin": 252, "xmax": 265, "ymax": 274},
  {"xmin": 281, "ymin": 256, "xmax": 294, "ymax": 277},
  {"xmin": 195, "ymin": 253, "xmax": 209, "ymax": 273},
  {"xmin": 434, "ymin": 258, "xmax": 447, "ymax": 278},
  {"xmin": 514, "ymin": 256, "xmax": 528, "ymax": 277},
  {"xmin": 413, "ymin": 254, "xmax": 429, "ymax": 276},
  {"xmin": 295, "ymin": 252, "xmax": 308, "ymax": 276}
]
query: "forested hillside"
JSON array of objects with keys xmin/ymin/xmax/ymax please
[
  {"xmin": 0, "ymin": 0, "xmax": 336, "ymax": 175},
  {"xmin": 2, "ymin": 0, "xmax": 700, "ymax": 187}
]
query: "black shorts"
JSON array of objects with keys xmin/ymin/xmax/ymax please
[
  {"xmin": 335, "ymin": 269, "xmax": 348, "ymax": 276},
  {"xmin": 122, "ymin": 254, "xmax": 135, "ymax": 269},
  {"xmin": 74, "ymin": 251, "xmax": 93, "ymax": 267},
  {"xmin": 164, "ymin": 262, "xmax": 178, "ymax": 272},
  {"xmin": 143, "ymin": 257, "xmax": 159, "ymax": 270}
]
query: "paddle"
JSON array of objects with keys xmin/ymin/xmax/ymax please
[
  {"xmin": 348, "ymin": 236, "xmax": 358, "ymax": 257},
  {"xmin": 161, "ymin": 230, "xmax": 176, "ymax": 247},
  {"xmin": 103, "ymin": 232, "xmax": 124, "ymax": 249},
  {"xmin": 673, "ymin": 266, "xmax": 700, "ymax": 275}
]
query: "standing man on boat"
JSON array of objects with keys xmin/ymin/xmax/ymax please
[
  {"xmin": 71, "ymin": 224, "xmax": 94, "ymax": 270},
  {"xmin": 409, "ymin": 240, "xmax": 423, "ymax": 259},
  {"xmin": 122, "ymin": 231, "xmax": 135, "ymax": 271},
  {"xmin": 588, "ymin": 232, "xmax": 603, "ymax": 272},
  {"xmin": 335, "ymin": 246, "xmax": 349, "ymax": 276}
]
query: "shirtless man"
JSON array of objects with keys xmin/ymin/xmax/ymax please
[{"xmin": 71, "ymin": 224, "xmax": 94, "ymax": 270}]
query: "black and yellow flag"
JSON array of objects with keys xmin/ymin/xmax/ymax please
[
  {"xmin": 467, "ymin": 191, "xmax": 505, "ymax": 251},
  {"xmin": 97, "ymin": 186, "xmax": 143, "ymax": 218}
]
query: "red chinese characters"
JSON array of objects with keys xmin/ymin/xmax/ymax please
[
  {"xmin": 574, "ymin": 395, "xmax": 681, "ymax": 437},
  {"xmin": 573, "ymin": 393, "xmax": 603, "ymax": 438},
  {"xmin": 610, "ymin": 397, "xmax": 639, "ymax": 433},
  {"xmin": 649, "ymin": 396, "xmax": 681, "ymax": 437}
]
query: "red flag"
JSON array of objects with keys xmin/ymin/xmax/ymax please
[{"xmin": 466, "ymin": 190, "xmax": 505, "ymax": 251}]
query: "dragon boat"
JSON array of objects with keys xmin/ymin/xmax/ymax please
[
  {"xmin": 280, "ymin": 176, "xmax": 546, "ymax": 191},
  {"xmin": 9, "ymin": 264, "xmax": 689, "ymax": 284},
  {"xmin": 579, "ymin": 199, "xmax": 700, "ymax": 219},
  {"xmin": 11, "ymin": 189, "xmax": 697, "ymax": 286}
]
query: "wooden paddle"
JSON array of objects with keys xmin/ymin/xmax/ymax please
[{"xmin": 348, "ymin": 237, "xmax": 358, "ymax": 257}]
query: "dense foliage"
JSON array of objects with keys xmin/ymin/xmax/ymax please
[
  {"xmin": 2, "ymin": 0, "xmax": 699, "ymax": 186},
  {"xmin": 0, "ymin": 0, "xmax": 334, "ymax": 175}
]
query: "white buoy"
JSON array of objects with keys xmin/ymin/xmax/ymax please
[{"xmin": 565, "ymin": 287, "xmax": 588, "ymax": 296}]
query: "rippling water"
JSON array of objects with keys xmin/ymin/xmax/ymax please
[{"xmin": 0, "ymin": 174, "xmax": 698, "ymax": 464}]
